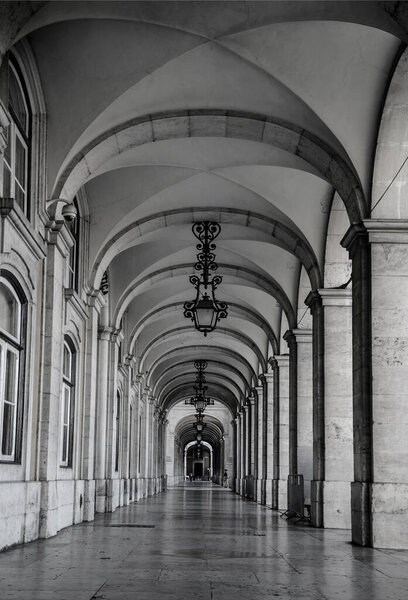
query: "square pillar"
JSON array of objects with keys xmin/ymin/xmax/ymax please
[
  {"xmin": 319, "ymin": 289, "xmax": 353, "ymax": 529},
  {"xmin": 262, "ymin": 373, "xmax": 274, "ymax": 507},
  {"xmin": 273, "ymin": 355, "xmax": 290, "ymax": 510},
  {"xmin": 364, "ymin": 220, "xmax": 408, "ymax": 548},
  {"xmin": 293, "ymin": 329, "xmax": 313, "ymax": 507}
]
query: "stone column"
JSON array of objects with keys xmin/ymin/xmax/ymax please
[
  {"xmin": 270, "ymin": 359, "xmax": 280, "ymax": 509},
  {"xmin": 244, "ymin": 403, "xmax": 250, "ymax": 487},
  {"xmin": 293, "ymin": 329, "xmax": 313, "ymax": 507},
  {"xmin": 231, "ymin": 419, "xmax": 236, "ymax": 491},
  {"xmin": 274, "ymin": 355, "xmax": 290, "ymax": 510},
  {"xmin": 239, "ymin": 407, "xmax": 245, "ymax": 495},
  {"xmin": 166, "ymin": 428, "xmax": 175, "ymax": 486},
  {"xmin": 139, "ymin": 391, "xmax": 148, "ymax": 497},
  {"xmin": 82, "ymin": 289, "xmax": 105, "ymax": 520},
  {"xmin": 319, "ymin": 289, "xmax": 353, "ymax": 529},
  {"xmin": 305, "ymin": 292, "xmax": 325, "ymax": 528},
  {"xmin": 249, "ymin": 394, "xmax": 257, "ymax": 500},
  {"xmin": 261, "ymin": 372, "xmax": 274, "ymax": 507},
  {"xmin": 283, "ymin": 331, "xmax": 298, "ymax": 477},
  {"xmin": 255, "ymin": 384, "xmax": 264, "ymax": 503},
  {"xmin": 146, "ymin": 396, "xmax": 155, "ymax": 495},
  {"xmin": 95, "ymin": 314, "xmax": 114, "ymax": 513},
  {"xmin": 39, "ymin": 222, "xmax": 73, "ymax": 538},
  {"xmin": 235, "ymin": 415, "xmax": 241, "ymax": 494},
  {"xmin": 162, "ymin": 418, "xmax": 169, "ymax": 489},
  {"xmin": 123, "ymin": 355, "xmax": 135, "ymax": 483},
  {"xmin": 157, "ymin": 414, "xmax": 163, "ymax": 490},
  {"xmin": 341, "ymin": 224, "xmax": 372, "ymax": 546},
  {"xmin": 364, "ymin": 220, "xmax": 408, "ymax": 548}
]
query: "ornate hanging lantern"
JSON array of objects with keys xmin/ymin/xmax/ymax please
[
  {"xmin": 184, "ymin": 222, "xmax": 228, "ymax": 335},
  {"xmin": 184, "ymin": 359, "xmax": 214, "ymax": 412}
]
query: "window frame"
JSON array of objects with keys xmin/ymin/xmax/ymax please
[
  {"xmin": 60, "ymin": 338, "xmax": 76, "ymax": 468},
  {"xmin": 3, "ymin": 60, "xmax": 31, "ymax": 219},
  {"xmin": 0, "ymin": 273, "xmax": 26, "ymax": 464}
]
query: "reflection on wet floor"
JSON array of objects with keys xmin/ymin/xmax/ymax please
[{"xmin": 0, "ymin": 483, "xmax": 407, "ymax": 600}]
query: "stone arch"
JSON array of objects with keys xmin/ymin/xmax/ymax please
[
  {"xmin": 139, "ymin": 325, "xmax": 267, "ymax": 375},
  {"xmin": 146, "ymin": 344, "xmax": 256, "ymax": 391},
  {"xmin": 372, "ymin": 46, "xmax": 408, "ymax": 219},
  {"xmin": 54, "ymin": 110, "xmax": 366, "ymax": 224},
  {"xmin": 129, "ymin": 301, "xmax": 279, "ymax": 357},
  {"xmin": 94, "ymin": 207, "xmax": 321, "ymax": 295}
]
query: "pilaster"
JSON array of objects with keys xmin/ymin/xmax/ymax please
[
  {"xmin": 292, "ymin": 329, "xmax": 313, "ymax": 507},
  {"xmin": 305, "ymin": 291, "xmax": 325, "ymax": 528},
  {"xmin": 362, "ymin": 220, "xmax": 408, "ymax": 548},
  {"xmin": 273, "ymin": 355, "xmax": 289, "ymax": 510},
  {"xmin": 319, "ymin": 288, "xmax": 353, "ymax": 529}
]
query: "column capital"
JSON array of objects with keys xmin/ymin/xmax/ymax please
[
  {"xmin": 124, "ymin": 353, "xmax": 135, "ymax": 367},
  {"xmin": 45, "ymin": 218, "xmax": 74, "ymax": 256},
  {"xmin": 363, "ymin": 218, "xmax": 408, "ymax": 244},
  {"xmin": 283, "ymin": 329, "xmax": 297, "ymax": 347},
  {"xmin": 111, "ymin": 329, "xmax": 123, "ymax": 345},
  {"xmin": 318, "ymin": 288, "xmax": 352, "ymax": 307},
  {"xmin": 273, "ymin": 354, "xmax": 289, "ymax": 368},
  {"xmin": 305, "ymin": 290, "xmax": 322, "ymax": 312},
  {"xmin": 291, "ymin": 328, "xmax": 313, "ymax": 342},
  {"xmin": 259, "ymin": 372, "xmax": 274, "ymax": 384},
  {"xmin": 268, "ymin": 357, "xmax": 278, "ymax": 370},
  {"xmin": 86, "ymin": 287, "xmax": 106, "ymax": 312},
  {"xmin": 98, "ymin": 325, "xmax": 114, "ymax": 342},
  {"xmin": 341, "ymin": 221, "xmax": 368, "ymax": 256}
]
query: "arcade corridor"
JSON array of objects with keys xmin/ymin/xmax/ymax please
[
  {"xmin": 4, "ymin": 0, "xmax": 408, "ymax": 559},
  {"xmin": 0, "ymin": 483, "xmax": 407, "ymax": 600}
]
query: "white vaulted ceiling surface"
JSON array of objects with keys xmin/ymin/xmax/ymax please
[{"xmin": 17, "ymin": 1, "xmax": 402, "ymax": 432}]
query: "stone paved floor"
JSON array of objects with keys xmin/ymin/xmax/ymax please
[{"xmin": 1, "ymin": 483, "xmax": 408, "ymax": 600}]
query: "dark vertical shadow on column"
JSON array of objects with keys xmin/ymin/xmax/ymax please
[{"xmin": 305, "ymin": 291, "xmax": 325, "ymax": 527}]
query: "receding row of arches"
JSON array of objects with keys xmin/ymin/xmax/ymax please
[{"xmin": 1, "ymin": 2, "xmax": 408, "ymax": 554}]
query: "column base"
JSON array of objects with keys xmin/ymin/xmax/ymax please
[
  {"xmin": 311, "ymin": 480, "xmax": 324, "ymax": 527},
  {"xmin": 351, "ymin": 481, "xmax": 372, "ymax": 546},
  {"xmin": 323, "ymin": 480, "xmax": 351, "ymax": 529},
  {"xmin": 277, "ymin": 478, "xmax": 288, "ymax": 510},
  {"xmin": 39, "ymin": 481, "xmax": 59, "ymax": 539},
  {"xmin": 371, "ymin": 482, "xmax": 408, "ymax": 549},
  {"xmin": 257, "ymin": 479, "xmax": 266, "ymax": 504},
  {"xmin": 264, "ymin": 479, "xmax": 273, "ymax": 507},
  {"xmin": 83, "ymin": 480, "xmax": 95, "ymax": 521},
  {"xmin": 272, "ymin": 479, "xmax": 279, "ymax": 509}
]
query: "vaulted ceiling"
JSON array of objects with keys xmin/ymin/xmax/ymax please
[{"xmin": 8, "ymin": 1, "xmax": 404, "ymax": 442}]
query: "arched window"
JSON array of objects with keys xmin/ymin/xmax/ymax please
[
  {"xmin": 0, "ymin": 274, "xmax": 25, "ymax": 462},
  {"xmin": 61, "ymin": 337, "xmax": 76, "ymax": 467},
  {"xmin": 67, "ymin": 197, "xmax": 80, "ymax": 291},
  {"xmin": 3, "ymin": 60, "xmax": 31, "ymax": 217}
]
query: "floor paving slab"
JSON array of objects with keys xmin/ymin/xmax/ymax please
[{"xmin": 0, "ymin": 483, "xmax": 408, "ymax": 600}]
